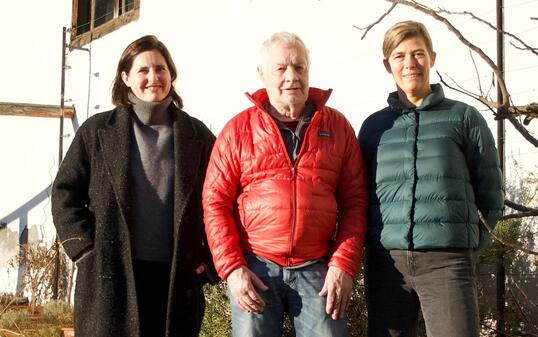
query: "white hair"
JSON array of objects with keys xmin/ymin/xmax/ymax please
[{"xmin": 259, "ymin": 31, "xmax": 311, "ymax": 71}]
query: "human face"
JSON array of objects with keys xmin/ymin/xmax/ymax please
[
  {"xmin": 258, "ymin": 42, "xmax": 309, "ymax": 115},
  {"xmin": 383, "ymin": 36, "xmax": 436, "ymax": 105},
  {"xmin": 121, "ymin": 50, "xmax": 172, "ymax": 102}
]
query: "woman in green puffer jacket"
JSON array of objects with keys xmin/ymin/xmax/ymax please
[{"xmin": 358, "ymin": 20, "xmax": 504, "ymax": 337}]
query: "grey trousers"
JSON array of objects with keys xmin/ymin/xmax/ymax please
[{"xmin": 365, "ymin": 248, "xmax": 480, "ymax": 337}]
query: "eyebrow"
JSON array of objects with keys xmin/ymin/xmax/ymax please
[
  {"xmin": 274, "ymin": 60, "xmax": 306, "ymax": 66},
  {"xmin": 393, "ymin": 48, "xmax": 427, "ymax": 54}
]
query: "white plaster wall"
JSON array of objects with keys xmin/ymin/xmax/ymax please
[
  {"xmin": 0, "ymin": 114, "xmax": 75, "ymax": 292},
  {"xmin": 0, "ymin": 0, "xmax": 536, "ymax": 297}
]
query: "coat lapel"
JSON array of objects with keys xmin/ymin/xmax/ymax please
[
  {"xmin": 98, "ymin": 108, "xmax": 132, "ymax": 224},
  {"xmin": 171, "ymin": 107, "xmax": 202, "ymax": 239}
]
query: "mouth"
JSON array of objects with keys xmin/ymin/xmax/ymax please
[
  {"xmin": 145, "ymin": 85, "xmax": 162, "ymax": 91},
  {"xmin": 403, "ymin": 73, "xmax": 421, "ymax": 79},
  {"xmin": 282, "ymin": 87, "xmax": 301, "ymax": 92}
]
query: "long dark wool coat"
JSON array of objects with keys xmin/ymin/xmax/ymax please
[{"xmin": 51, "ymin": 104, "xmax": 217, "ymax": 337}]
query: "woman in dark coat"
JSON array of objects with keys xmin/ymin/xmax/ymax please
[{"xmin": 51, "ymin": 35, "xmax": 217, "ymax": 337}]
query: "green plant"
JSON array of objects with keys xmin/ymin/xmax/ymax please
[
  {"xmin": 30, "ymin": 326, "xmax": 63, "ymax": 337},
  {"xmin": 200, "ymin": 283, "xmax": 231, "ymax": 337},
  {"xmin": 477, "ymin": 163, "xmax": 538, "ymax": 335},
  {"xmin": 0, "ymin": 302, "xmax": 73, "ymax": 337},
  {"xmin": 41, "ymin": 300, "xmax": 73, "ymax": 325},
  {"xmin": 0, "ymin": 308, "xmax": 30, "ymax": 331}
]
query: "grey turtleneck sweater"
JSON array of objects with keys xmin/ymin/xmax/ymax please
[{"xmin": 129, "ymin": 94, "xmax": 174, "ymax": 263}]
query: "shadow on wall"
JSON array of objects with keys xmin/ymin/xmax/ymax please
[{"xmin": 0, "ymin": 185, "xmax": 53, "ymax": 293}]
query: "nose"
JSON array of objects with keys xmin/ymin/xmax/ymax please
[
  {"xmin": 148, "ymin": 68, "xmax": 158, "ymax": 82},
  {"xmin": 404, "ymin": 54, "xmax": 417, "ymax": 68},
  {"xmin": 283, "ymin": 66, "xmax": 299, "ymax": 81}
]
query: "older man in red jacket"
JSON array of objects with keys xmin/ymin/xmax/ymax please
[{"xmin": 203, "ymin": 31, "xmax": 368, "ymax": 337}]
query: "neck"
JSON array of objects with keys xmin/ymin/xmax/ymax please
[
  {"xmin": 129, "ymin": 93, "xmax": 173, "ymax": 125},
  {"xmin": 397, "ymin": 87, "xmax": 431, "ymax": 108},
  {"xmin": 269, "ymin": 103, "xmax": 305, "ymax": 121}
]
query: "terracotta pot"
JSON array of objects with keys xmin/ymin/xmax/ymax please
[{"xmin": 62, "ymin": 327, "xmax": 75, "ymax": 337}]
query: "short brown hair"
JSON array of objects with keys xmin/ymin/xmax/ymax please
[
  {"xmin": 382, "ymin": 21, "xmax": 434, "ymax": 59},
  {"xmin": 111, "ymin": 35, "xmax": 183, "ymax": 108}
]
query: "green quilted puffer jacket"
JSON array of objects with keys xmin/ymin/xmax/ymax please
[{"xmin": 358, "ymin": 84, "xmax": 503, "ymax": 250}]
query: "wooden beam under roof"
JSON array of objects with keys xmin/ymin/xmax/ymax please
[{"xmin": 0, "ymin": 102, "xmax": 75, "ymax": 118}]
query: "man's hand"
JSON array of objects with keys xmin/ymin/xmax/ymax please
[
  {"xmin": 227, "ymin": 265, "xmax": 269, "ymax": 313},
  {"xmin": 319, "ymin": 266, "xmax": 353, "ymax": 320}
]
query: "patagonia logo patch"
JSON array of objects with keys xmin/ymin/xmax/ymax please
[{"xmin": 318, "ymin": 131, "xmax": 331, "ymax": 138}]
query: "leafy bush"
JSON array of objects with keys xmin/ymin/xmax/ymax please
[
  {"xmin": 41, "ymin": 300, "xmax": 73, "ymax": 325},
  {"xmin": 0, "ymin": 309, "xmax": 30, "ymax": 330},
  {"xmin": 200, "ymin": 283, "xmax": 231, "ymax": 337}
]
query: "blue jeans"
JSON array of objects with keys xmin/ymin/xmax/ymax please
[
  {"xmin": 229, "ymin": 253, "xmax": 348, "ymax": 337},
  {"xmin": 365, "ymin": 247, "xmax": 479, "ymax": 337}
]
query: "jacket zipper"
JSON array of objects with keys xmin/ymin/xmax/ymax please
[
  {"xmin": 287, "ymin": 166, "xmax": 297, "ymax": 266},
  {"xmin": 260, "ymin": 106, "xmax": 320, "ymax": 266},
  {"xmin": 286, "ymin": 113, "xmax": 319, "ymax": 266},
  {"xmin": 407, "ymin": 109, "xmax": 419, "ymax": 250}
]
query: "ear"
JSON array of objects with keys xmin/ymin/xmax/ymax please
[
  {"xmin": 430, "ymin": 51, "xmax": 437, "ymax": 67},
  {"xmin": 383, "ymin": 59, "xmax": 392, "ymax": 74},
  {"xmin": 121, "ymin": 71, "xmax": 130, "ymax": 87},
  {"xmin": 257, "ymin": 65, "xmax": 264, "ymax": 80}
]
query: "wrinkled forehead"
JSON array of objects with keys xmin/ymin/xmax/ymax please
[{"xmin": 262, "ymin": 41, "xmax": 309, "ymax": 67}]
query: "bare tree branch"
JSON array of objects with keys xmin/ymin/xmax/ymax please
[
  {"xmin": 353, "ymin": 3, "xmax": 397, "ymax": 40},
  {"xmin": 503, "ymin": 112, "xmax": 538, "ymax": 147},
  {"xmin": 509, "ymin": 102, "xmax": 538, "ymax": 125},
  {"xmin": 469, "ymin": 50, "xmax": 484, "ymax": 94},
  {"xmin": 501, "ymin": 201, "xmax": 538, "ymax": 220},
  {"xmin": 505, "ymin": 200, "xmax": 538, "ymax": 213},
  {"xmin": 437, "ymin": 71, "xmax": 498, "ymax": 113},
  {"xmin": 507, "ymin": 287, "xmax": 538, "ymax": 335},
  {"xmin": 510, "ymin": 41, "xmax": 538, "ymax": 53},
  {"xmin": 479, "ymin": 211, "xmax": 538, "ymax": 255},
  {"xmin": 438, "ymin": 71, "xmax": 483, "ymax": 100},
  {"xmin": 436, "ymin": 7, "xmax": 538, "ymax": 57},
  {"xmin": 509, "ymin": 276, "xmax": 538, "ymax": 308},
  {"xmin": 438, "ymin": 72, "xmax": 538, "ymax": 146},
  {"xmin": 501, "ymin": 211, "xmax": 538, "ymax": 220}
]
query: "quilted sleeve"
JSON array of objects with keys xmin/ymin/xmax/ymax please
[
  {"xmin": 328, "ymin": 113, "xmax": 368, "ymax": 277},
  {"xmin": 464, "ymin": 106, "xmax": 504, "ymax": 249},
  {"xmin": 202, "ymin": 122, "xmax": 247, "ymax": 280}
]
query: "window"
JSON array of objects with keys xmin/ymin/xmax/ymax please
[{"xmin": 70, "ymin": 0, "xmax": 140, "ymax": 48}]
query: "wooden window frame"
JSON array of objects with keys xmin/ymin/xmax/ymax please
[{"xmin": 70, "ymin": 0, "xmax": 140, "ymax": 48}]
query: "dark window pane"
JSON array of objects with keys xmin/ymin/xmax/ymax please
[
  {"xmin": 76, "ymin": 0, "xmax": 91, "ymax": 34},
  {"xmin": 94, "ymin": 0, "xmax": 115, "ymax": 28},
  {"xmin": 120, "ymin": 0, "xmax": 135, "ymax": 14},
  {"xmin": 126, "ymin": 0, "xmax": 135, "ymax": 11}
]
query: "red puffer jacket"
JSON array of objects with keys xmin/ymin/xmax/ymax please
[{"xmin": 203, "ymin": 87, "xmax": 367, "ymax": 280}]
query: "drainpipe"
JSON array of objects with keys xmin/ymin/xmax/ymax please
[{"xmin": 495, "ymin": 0, "xmax": 506, "ymax": 336}]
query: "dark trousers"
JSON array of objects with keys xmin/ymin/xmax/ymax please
[
  {"xmin": 365, "ymin": 248, "xmax": 479, "ymax": 337},
  {"xmin": 134, "ymin": 260, "xmax": 171, "ymax": 337}
]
